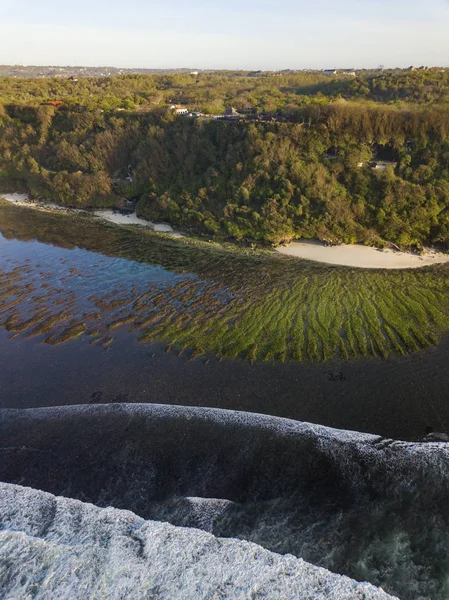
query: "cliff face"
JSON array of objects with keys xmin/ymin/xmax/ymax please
[{"xmin": 0, "ymin": 482, "xmax": 396, "ymax": 600}]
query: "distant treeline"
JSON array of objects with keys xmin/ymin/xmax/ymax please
[
  {"xmin": 2, "ymin": 69, "xmax": 449, "ymax": 112},
  {"xmin": 2, "ymin": 72, "xmax": 449, "ymax": 247}
]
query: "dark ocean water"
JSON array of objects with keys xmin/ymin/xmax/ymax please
[
  {"xmin": 2, "ymin": 205, "xmax": 449, "ymax": 599},
  {"xmin": 1, "ymin": 404, "xmax": 448, "ymax": 599},
  {"xmin": 2, "ymin": 327, "xmax": 449, "ymax": 441},
  {"xmin": 1, "ymin": 205, "xmax": 449, "ymax": 440}
]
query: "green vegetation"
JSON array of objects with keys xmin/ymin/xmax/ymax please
[
  {"xmin": 0, "ymin": 70, "xmax": 449, "ymax": 249},
  {"xmin": 2, "ymin": 70, "xmax": 449, "ymax": 248},
  {"xmin": 131, "ymin": 261, "xmax": 449, "ymax": 363},
  {"xmin": 2, "ymin": 68, "xmax": 449, "ymax": 110},
  {"xmin": 1, "ymin": 203, "xmax": 449, "ymax": 363}
]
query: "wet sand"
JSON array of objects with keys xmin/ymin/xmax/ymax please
[{"xmin": 277, "ymin": 239, "xmax": 449, "ymax": 269}]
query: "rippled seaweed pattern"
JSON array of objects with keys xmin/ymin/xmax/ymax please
[{"xmin": 1, "ymin": 203, "xmax": 449, "ymax": 363}]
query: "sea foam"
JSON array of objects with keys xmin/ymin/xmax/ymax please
[
  {"xmin": 0, "ymin": 482, "xmax": 396, "ymax": 599},
  {"xmin": 1, "ymin": 403, "xmax": 448, "ymax": 599}
]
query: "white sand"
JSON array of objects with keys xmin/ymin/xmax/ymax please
[
  {"xmin": 94, "ymin": 209, "xmax": 157, "ymax": 227},
  {"xmin": 0, "ymin": 193, "xmax": 30, "ymax": 203},
  {"xmin": 93, "ymin": 209, "xmax": 179, "ymax": 234},
  {"xmin": 0, "ymin": 193, "xmax": 80, "ymax": 213},
  {"xmin": 277, "ymin": 239, "xmax": 449, "ymax": 269},
  {"xmin": 0, "ymin": 194, "xmax": 181, "ymax": 236}
]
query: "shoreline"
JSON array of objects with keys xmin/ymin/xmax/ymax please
[
  {"xmin": 93, "ymin": 209, "xmax": 183, "ymax": 236},
  {"xmin": 277, "ymin": 239, "xmax": 449, "ymax": 270},
  {"xmin": 0, "ymin": 193, "xmax": 182, "ymax": 237},
  {"xmin": 3, "ymin": 195, "xmax": 449, "ymax": 439},
  {"xmin": 3, "ymin": 192, "xmax": 449, "ymax": 270}
]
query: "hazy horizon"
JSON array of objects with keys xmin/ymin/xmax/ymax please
[
  {"xmin": 3, "ymin": 63, "xmax": 448, "ymax": 71},
  {"xmin": 2, "ymin": 0, "xmax": 449, "ymax": 70}
]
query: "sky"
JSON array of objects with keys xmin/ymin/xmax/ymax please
[{"xmin": 1, "ymin": 0, "xmax": 449, "ymax": 69}]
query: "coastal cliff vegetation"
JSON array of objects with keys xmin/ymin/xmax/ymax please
[{"xmin": 2, "ymin": 70, "xmax": 449, "ymax": 247}]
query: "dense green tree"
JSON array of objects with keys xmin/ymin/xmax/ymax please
[{"xmin": 2, "ymin": 71, "xmax": 449, "ymax": 246}]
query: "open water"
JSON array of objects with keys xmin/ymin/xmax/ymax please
[{"xmin": 1, "ymin": 204, "xmax": 449, "ymax": 599}]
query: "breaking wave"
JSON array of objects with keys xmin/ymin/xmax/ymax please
[
  {"xmin": 1, "ymin": 404, "xmax": 449, "ymax": 599},
  {"xmin": 0, "ymin": 483, "xmax": 396, "ymax": 599}
]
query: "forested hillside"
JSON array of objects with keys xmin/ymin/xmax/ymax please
[{"xmin": 2, "ymin": 71, "xmax": 449, "ymax": 247}]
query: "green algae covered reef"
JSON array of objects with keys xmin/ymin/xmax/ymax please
[{"xmin": 1, "ymin": 203, "xmax": 449, "ymax": 363}]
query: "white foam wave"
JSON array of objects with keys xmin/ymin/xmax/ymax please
[
  {"xmin": 0, "ymin": 483, "xmax": 396, "ymax": 599},
  {"xmin": 1, "ymin": 404, "xmax": 448, "ymax": 599},
  {"xmin": 5, "ymin": 402, "xmax": 448, "ymax": 451}
]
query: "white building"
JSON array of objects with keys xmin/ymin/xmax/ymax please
[
  {"xmin": 170, "ymin": 105, "xmax": 189, "ymax": 115},
  {"xmin": 372, "ymin": 161, "xmax": 398, "ymax": 171},
  {"xmin": 323, "ymin": 69, "xmax": 356, "ymax": 76}
]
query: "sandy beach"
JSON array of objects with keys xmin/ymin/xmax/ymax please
[
  {"xmin": 93, "ymin": 209, "xmax": 178, "ymax": 234},
  {"xmin": 0, "ymin": 193, "xmax": 181, "ymax": 236},
  {"xmin": 0, "ymin": 193, "xmax": 73, "ymax": 212},
  {"xmin": 277, "ymin": 239, "xmax": 449, "ymax": 269},
  {"xmin": 2, "ymin": 193, "xmax": 447, "ymax": 267},
  {"xmin": 0, "ymin": 193, "xmax": 30, "ymax": 204}
]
